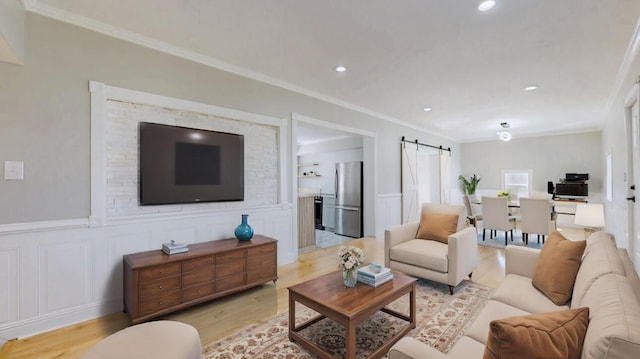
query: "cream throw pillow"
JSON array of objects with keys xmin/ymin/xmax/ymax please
[
  {"xmin": 532, "ymin": 231, "xmax": 586, "ymax": 305},
  {"xmin": 483, "ymin": 307, "xmax": 589, "ymax": 359},
  {"xmin": 415, "ymin": 212, "xmax": 459, "ymax": 244}
]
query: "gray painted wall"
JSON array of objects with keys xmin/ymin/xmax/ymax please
[
  {"xmin": 601, "ymin": 43, "xmax": 640, "ymax": 263},
  {"xmin": 0, "ymin": 14, "xmax": 459, "ymax": 224},
  {"xmin": 460, "ymin": 131, "xmax": 603, "ymax": 196}
]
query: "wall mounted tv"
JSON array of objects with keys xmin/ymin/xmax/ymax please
[{"xmin": 139, "ymin": 122, "xmax": 244, "ymax": 205}]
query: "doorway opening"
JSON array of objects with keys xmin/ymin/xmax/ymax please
[{"xmin": 292, "ymin": 113, "xmax": 375, "ymax": 253}]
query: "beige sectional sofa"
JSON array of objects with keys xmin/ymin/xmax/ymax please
[{"xmin": 388, "ymin": 231, "xmax": 640, "ymax": 359}]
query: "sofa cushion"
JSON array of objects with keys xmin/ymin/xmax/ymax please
[
  {"xmin": 580, "ymin": 273, "xmax": 640, "ymax": 359},
  {"xmin": 532, "ymin": 231, "xmax": 586, "ymax": 305},
  {"xmin": 466, "ymin": 300, "xmax": 530, "ymax": 345},
  {"xmin": 389, "ymin": 239, "xmax": 448, "ymax": 273},
  {"xmin": 618, "ymin": 247, "xmax": 640, "ymax": 302},
  {"xmin": 483, "ymin": 307, "xmax": 589, "ymax": 359},
  {"xmin": 491, "ymin": 274, "xmax": 569, "ymax": 314},
  {"xmin": 416, "ymin": 212, "xmax": 459, "ymax": 244},
  {"xmin": 447, "ymin": 336, "xmax": 485, "ymax": 359},
  {"xmin": 571, "ymin": 232, "xmax": 625, "ymax": 308}
]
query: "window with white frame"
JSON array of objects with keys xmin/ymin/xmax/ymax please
[{"xmin": 501, "ymin": 169, "xmax": 532, "ymax": 199}]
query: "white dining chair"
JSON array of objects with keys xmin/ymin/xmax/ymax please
[
  {"xmin": 519, "ymin": 197, "xmax": 556, "ymax": 244},
  {"xmin": 481, "ymin": 196, "xmax": 517, "ymax": 246},
  {"xmin": 463, "ymin": 194, "xmax": 482, "ymax": 228}
]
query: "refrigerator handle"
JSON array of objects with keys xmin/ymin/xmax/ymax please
[{"xmin": 335, "ymin": 168, "xmax": 338, "ymax": 199}]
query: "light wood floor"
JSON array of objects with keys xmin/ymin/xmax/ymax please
[{"xmin": 0, "ymin": 227, "xmax": 583, "ymax": 359}]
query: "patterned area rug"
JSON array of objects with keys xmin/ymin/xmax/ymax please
[
  {"xmin": 201, "ymin": 279, "xmax": 492, "ymax": 359},
  {"xmin": 476, "ymin": 229, "xmax": 543, "ymax": 249}
]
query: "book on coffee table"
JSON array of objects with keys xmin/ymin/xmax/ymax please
[{"xmin": 357, "ymin": 264, "xmax": 393, "ymax": 287}]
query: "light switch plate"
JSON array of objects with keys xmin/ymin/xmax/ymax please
[{"xmin": 4, "ymin": 161, "xmax": 24, "ymax": 180}]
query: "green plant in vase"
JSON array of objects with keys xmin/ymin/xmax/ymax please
[{"xmin": 458, "ymin": 174, "xmax": 481, "ymax": 197}]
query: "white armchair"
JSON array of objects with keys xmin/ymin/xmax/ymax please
[{"xmin": 384, "ymin": 203, "xmax": 479, "ymax": 294}]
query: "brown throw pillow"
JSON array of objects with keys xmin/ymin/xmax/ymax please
[
  {"xmin": 415, "ymin": 212, "xmax": 459, "ymax": 244},
  {"xmin": 531, "ymin": 231, "xmax": 586, "ymax": 305},
  {"xmin": 483, "ymin": 307, "xmax": 590, "ymax": 359}
]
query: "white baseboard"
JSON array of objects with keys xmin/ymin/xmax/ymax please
[{"xmin": 0, "ymin": 298, "xmax": 122, "ymax": 340}]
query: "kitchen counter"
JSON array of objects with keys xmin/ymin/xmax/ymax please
[{"xmin": 297, "ymin": 195, "xmax": 315, "ymax": 249}]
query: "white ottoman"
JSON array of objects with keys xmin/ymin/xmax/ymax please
[{"xmin": 81, "ymin": 321, "xmax": 201, "ymax": 359}]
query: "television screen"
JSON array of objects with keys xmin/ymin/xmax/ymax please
[
  {"xmin": 555, "ymin": 183, "xmax": 588, "ymax": 197},
  {"xmin": 139, "ymin": 122, "xmax": 244, "ymax": 205}
]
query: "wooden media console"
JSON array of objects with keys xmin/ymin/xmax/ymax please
[{"xmin": 123, "ymin": 235, "xmax": 277, "ymax": 324}]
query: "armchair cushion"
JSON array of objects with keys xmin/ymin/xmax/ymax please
[
  {"xmin": 416, "ymin": 212, "xmax": 459, "ymax": 244},
  {"xmin": 532, "ymin": 231, "xmax": 586, "ymax": 305},
  {"xmin": 390, "ymin": 239, "xmax": 448, "ymax": 272},
  {"xmin": 483, "ymin": 307, "xmax": 589, "ymax": 359}
]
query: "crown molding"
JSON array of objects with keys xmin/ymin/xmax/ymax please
[{"xmin": 24, "ymin": 1, "xmax": 455, "ymax": 143}]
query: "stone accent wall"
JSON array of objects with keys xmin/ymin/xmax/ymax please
[{"xmin": 105, "ymin": 99, "xmax": 279, "ymax": 218}]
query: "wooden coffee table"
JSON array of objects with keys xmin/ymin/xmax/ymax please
[{"xmin": 288, "ymin": 270, "xmax": 416, "ymax": 359}]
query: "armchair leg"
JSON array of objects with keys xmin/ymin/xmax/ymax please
[
  {"xmin": 469, "ymin": 272, "xmax": 473, "ymax": 279},
  {"xmin": 448, "ymin": 285, "xmax": 454, "ymax": 295}
]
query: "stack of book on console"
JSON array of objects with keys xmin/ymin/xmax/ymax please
[
  {"xmin": 357, "ymin": 264, "xmax": 393, "ymax": 287},
  {"xmin": 162, "ymin": 240, "xmax": 188, "ymax": 255}
]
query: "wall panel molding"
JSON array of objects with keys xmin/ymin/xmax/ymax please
[{"xmin": 0, "ymin": 206, "xmax": 292, "ymax": 340}]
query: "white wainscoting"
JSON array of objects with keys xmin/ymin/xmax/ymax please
[
  {"xmin": 0, "ymin": 205, "xmax": 293, "ymax": 340},
  {"xmin": 375, "ymin": 193, "xmax": 402, "ymax": 239}
]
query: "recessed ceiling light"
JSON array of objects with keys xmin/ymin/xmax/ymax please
[
  {"xmin": 478, "ymin": 1, "xmax": 496, "ymax": 12},
  {"xmin": 523, "ymin": 85, "xmax": 538, "ymax": 91},
  {"xmin": 423, "ymin": 107, "xmax": 432, "ymax": 112},
  {"xmin": 335, "ymin": 66, "xmax": 347, "ymax": 73}
]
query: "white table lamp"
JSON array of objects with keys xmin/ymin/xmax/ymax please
[{"xmin": 574, "ymin": 203, "xmax": 605, "ymax": 237}]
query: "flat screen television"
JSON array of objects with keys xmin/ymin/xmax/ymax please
[
  {"xmin": 554, "ymin": 182, "xmax": 588, "ymax": 198},
  {"xmin": 139, "ymin": 122, "xmax": 244, "ymax": 205}
]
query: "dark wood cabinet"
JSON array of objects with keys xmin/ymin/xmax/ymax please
[{"xmin": 123, "ymin": 235, "xmax": 277, "ymax": 324}]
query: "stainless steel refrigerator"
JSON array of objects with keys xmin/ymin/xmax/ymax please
[{"xmin": 334, "ymin": 161, "xmax": 363, "ymax": 238}]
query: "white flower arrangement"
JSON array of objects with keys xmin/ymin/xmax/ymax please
[{"xmin": 336, "ymin": 246, "xmax": 365, "ymax": 271}]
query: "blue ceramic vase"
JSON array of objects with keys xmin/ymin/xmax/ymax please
[{"xmin": 234, "ymin": 214, "xmax": 254, "ymax": 241}]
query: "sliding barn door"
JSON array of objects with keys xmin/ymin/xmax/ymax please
[
  {"xmin": 439, "ymin": 149, "xmax": 452, "ymax": 204},
  {"xmin": 401, "ymin": 142, "xmax": 419, "ymax": 223},
  {"xmin": 401, "ymin": 143, "xmax": 443, "ymax": 223}
]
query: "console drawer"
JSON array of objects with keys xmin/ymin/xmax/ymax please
[
  {"xmin": 182, "ymin": 282, "xmax": 215, "ymax": 302},
  {"xmin": 216, "ymin": 273, "xmax": 245, "ymax": 292},
  {"xmin": 139, "ymin": 276, "xmax": 181, "ymax": 299},
  {"xmin": 247, "ymin": 244, "xmax": 276, "ymax": 257},
  {"xmin": 247, "ymin": 253, "xmax": 276, "ymax": 268},
  {"xmin": 139, "ymin": 263, "xmax": 181, "ymax": 282},
  {"xmin": 139, "ymin": 291, "xmax": 180, "ymax": 316},
  {"xmin": 216, "ymin": 260, "xmax": 245, "ymax": 278},
  {"xmin": 182, "ymin": 269, "xmax": 215, "ymax": 288},
  {"xmin": 182, "ymin": 256, "xmax": 214, "ymax": 273},
  {"xmin": 216, "ymin": 250, "xmax": 245, "ymax": 264},
  {"xmin": 247, "ymin": 267, "xmax": 277, "ymax": 283}
]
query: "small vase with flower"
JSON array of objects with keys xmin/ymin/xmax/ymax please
[{"xmin": 336, "ymin": 246, "xmax": 365, "ymax": 287}]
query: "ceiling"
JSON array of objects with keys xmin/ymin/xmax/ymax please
[{"xmin": 25, "ymin": 0, "xmax": 640, "ymax": 143}]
